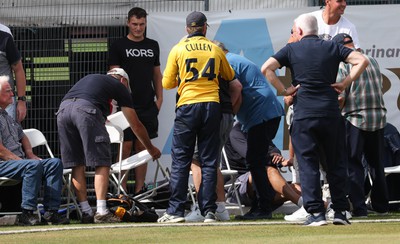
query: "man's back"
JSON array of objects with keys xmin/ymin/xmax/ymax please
[
  {"xmin": 274, "ymin": 36, "xmax": 352, "ymax": 120},
  {"xmin": 162, "ymin": 35, "xmax": 234, "ymax": 107}
]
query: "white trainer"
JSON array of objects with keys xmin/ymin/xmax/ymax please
[
  {"xmin": 326, "ymin": 208, "xmax": 352, "ymax": 220},
  {"xmin": 284, "ymin": 206, "xmax": 309, "ymax": 222},
  {"xmin": 185, "ymin": 204, "xmax": 205, "ymax": 222},
  {"xmin": 157, "ymin": 213, "xmax": 185, "ymax": 223},
  {"xmin": 215, "ymin": 209, "xmax": 230, "ymax": 221}
]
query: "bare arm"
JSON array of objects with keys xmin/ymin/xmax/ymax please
[
  {"xmin": 331, "ymin": 51, "xmax": 369, "ymax": 93},
  {"xmin": 20, "ymin": 135, "xmax": 41, "ymax": 160},
  {"xmin": 0, "ymin": 143, "xmax": 22, "ymax": 161},
  {"xmin": 152, "ymin": 66, "xmax": 163, "ymax": 111},
  {"xmin": 12, "ymin": 60, "xmax": 27, "ymax": 122},
  {"xmin": 228, "ymin": 78, "xmax": 242, "ymax": 114},
  {"xmin": 261, "ymin": 57, "xmax": 299, "ymax": 96},
  {"xmin": 121, "ymin": 106, "xmax": 161, "ymax": 160}
]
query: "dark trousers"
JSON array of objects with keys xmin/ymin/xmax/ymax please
[
  {"xmin": 345, "ymin": 120, "xmax": 389, "ymax": 214},
  {"xmin": 292, "ymin": 117, "xmax": 349, "ymax": 213},
  {"xmin": 246, "ymin": 117, "xmax": 280, "ymax": 212},
  {"xmin": 167, "ymin": 102, "xmax": 221, "ymax": 217}
]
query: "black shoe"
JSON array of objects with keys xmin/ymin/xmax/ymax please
[
  {"xmin": 18, "ymin": 209, "xmax": 41, "ymax": 226},
  {"xmin": 81, "ymin": 212, "xmax": 94, "ymax": 224},
  {"xmin": 42, "ymin": 211, "xmax": 70, "ymax": 225},
  {"xmin": 235, "ymin": 208, "xmax": 272, "ymax": 220},
  {"xmin": 333, "ymin": 211, "xmax": 351, "ymax": 225}
]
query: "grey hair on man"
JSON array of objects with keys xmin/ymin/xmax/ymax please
[
  {"xmin": 0, "ymin": 75, "xmax": 10, "ymax": 92},
  {"xmin": 294, "ymin": 13, "xmax": 318, "ymax": 36}
]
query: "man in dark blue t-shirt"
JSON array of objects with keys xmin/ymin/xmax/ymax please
[
  {"xmin": 261, "ymin": 13, "xmax": 368, "ymax": 226},
  {"xmin": 57, "ymin": 68, "xmax": 161, "ymax": 224}
]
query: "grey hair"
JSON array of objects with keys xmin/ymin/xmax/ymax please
[
  {"xmin": 294, "ymin": 13, "xmax": 318, "ymax": 36},
  {"xmin": 0, "ymin": 75, "xmax": 10, "ymax": 92},
  {"xmin": 212, "ymin": 40, "xmax": 229, "ymax": 52}
]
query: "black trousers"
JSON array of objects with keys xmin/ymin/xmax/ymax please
[{"xmin": 345, "ymin": 120, "xmax": 389, "ymax": 213}]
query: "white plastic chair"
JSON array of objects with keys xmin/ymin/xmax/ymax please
[
  {"xmin": 384, "ymin": 165, "xmax": 400, "ymax": 204},
  {"xmin": 24, "ymin": 129, "xmax": 80, "ymax": 219},
  {"xmin": 106, "ymin": 111, "xmax": 170, "ymax": 201},
  {"xmin": 221, "ymin": 147, "xmax": 244, "ymax": 215}
]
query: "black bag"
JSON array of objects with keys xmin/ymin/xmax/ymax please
[{"xmin": 106, "ymin": 194, "xmax": 158, "ymax": 222}]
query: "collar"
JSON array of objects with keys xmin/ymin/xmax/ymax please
[
  {"xmin": 0, "ymin": 108, "xmax": 8, "ymax": 115},
  {"xmin": 188, "ymin": 32, "xmax": 205, "ymax": 38},
  {"xmin": 301, "ymin": 34, "xmax": 320, "ymax": 40}
]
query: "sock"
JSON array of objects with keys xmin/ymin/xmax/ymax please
[
  {"xmin": 80, "ymin": 201, "xmax": 93, "ymax": 216},
  {"xmin": 96, "ymin": 200, "xmax": 109, "ymax": 215},
  {"xmin": 297, "ymin": 197, "xmax": 303, "ymax": 208},
  {"xmin": 216, "ymin": 201, "xmax": 226, "ymax": 212}
]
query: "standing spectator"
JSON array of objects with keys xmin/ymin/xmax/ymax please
[
  {"xmin": 310, "ymin": 0, "xmax": 360, "ymax": 49},
  {"xmin": 262, "ymin": 13, "xmax": 368, "ymax": 226},
  {"xmin": 108, "ymin": 7, "xmax": 163, "ymax": 195},
  {"xmin": 0, "ymin": 75, "xmax": 69, "ymax": 226},
  {"xmin": 213, "ymin": 40, "xmax": 285, "ymax": 220},
  {"xmin": 185, "ymin": 77, "xmax": 242, "ymax": 222},
  {"xmin": 0, "ymin": 29, "xmax": 27, "ymax": 122},
  {"xmin": 158, "ymin": 11, "xmax": 235, "ymax": 223},
  {"xmin": 56, "ymin": 68, "xmax": 161, "ymax": 224},
  {"xmin": 333, "ymin": 33, "xmax": 389, "ymax": 217}
]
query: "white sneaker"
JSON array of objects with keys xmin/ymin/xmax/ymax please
[
  {"xmin": 215, "ymin": 209, "xmax": 230, "ymax": 221},
  {"xmin": 184, "ymin": 205, "xmax": 205, "ymax": 222},
  {"xmin": 284, "ymin": 206, "xmax": 309, "ymax": 222},
  {"xmin": 157, "ymin": 213, "xmax": 185, "ymax": 223},
  {"xmin": 327, "ymin": 208, "xmax": 352, "ymax": 220}
]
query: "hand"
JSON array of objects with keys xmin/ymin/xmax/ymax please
[
  {"xmin": 16, "ymin": 101, "xmax": 27, "ymax": 122},
  {"xmin": 271, "ymin": 153, "xmax": 284, "ymax": 166},
  {"xmin": 285, "ymin": 84, "xmax": 300, "ymax": 96},
  {"xmin": 283, "ymin": 95, "xmax": 293, "ymax": 106},
  {"xmin": 148, "ymin": 146, "xmax": 161, "ymax": 160},
  {"xmin": 331, "ymin": 82, "xmax": 346, "ymax": 94}
]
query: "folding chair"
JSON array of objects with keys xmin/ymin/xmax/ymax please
[
  {"xmin": 23, "ymin": 129, "xmax": 80, "ymax": 219},
  {"xmin": 187, "ymin": 147, "xmax": 244, "ymax": 216},
  {"xmin": 221, "ymin": 147, "xmax": 244, "ymax": 215},
  {"xmin": 384, "ymin": 165, "xmax": 400, "ymax": 204},
  {"xmin": 106, "ymin": 111, "xmax": 170, "ymax": 201}
]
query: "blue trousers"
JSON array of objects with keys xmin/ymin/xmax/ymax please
[
  {"xmin": 292, "ymin": 117, "xmax": 349, "ymax": 213},
  {"xmin": 167, "ymin": 102, "xmax": 221, "ymax": 217},
  {"xmin": 345, "ymin": 120, "xmax": 389, "ymax": 213},
  {"xmin": 0, "ymin": 158, "xmax": 63, "ymax": 211}
]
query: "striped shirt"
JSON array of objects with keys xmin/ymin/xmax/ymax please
[
  {"xmin": 0, "ymin": 109, "xmax": 25, "ymax": 159},
  {"xmin": 337, "ymin": 54, "xmax": 386, "ymax": 131}
]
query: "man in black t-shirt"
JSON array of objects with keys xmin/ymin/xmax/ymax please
[
  {"xmin": 57, "ymin": 68, "xmax": 161, "ymax": 224},
  {"xmin": 108, "ymin": 7, "xmax": 163, "ymax": 195}
]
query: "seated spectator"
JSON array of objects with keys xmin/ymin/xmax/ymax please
[
  {"xmin": 0, "ymin": 75, "xmax": 69, "ymax": 226},
  {"xmin": 223, "ymin": 121, "xmax": 303, "ymax": 210}
]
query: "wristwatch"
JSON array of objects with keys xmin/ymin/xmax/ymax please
[{"xmin": 17, "ymin": 96, "xmax": 27, "ymax": 101}]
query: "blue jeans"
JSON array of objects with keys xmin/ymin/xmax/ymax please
[
  {"xmin": 0, "ymin": 158, "xmax": 63, "ymax": 211},
  {"xmin": 167, "ymin": 102, "xmax": 221, "ymax": 217}
]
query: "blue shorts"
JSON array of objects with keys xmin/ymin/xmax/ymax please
[{"xmin": 57, "ymin": 98, "xmax": 111, "ymax": 168}]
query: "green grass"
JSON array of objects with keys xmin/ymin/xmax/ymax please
[{"xmin": 1, "ymin": 213, "xmax": 400, "ymax": 244}]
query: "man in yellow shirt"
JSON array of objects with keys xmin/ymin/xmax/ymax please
[{"xmin": 158, "ymin": 11, "xmax": 235, "ymax": 223}]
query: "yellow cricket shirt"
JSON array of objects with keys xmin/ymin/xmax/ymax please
[{"xmin": 162, "ymin": 35, "xmax": 235, "ymax": 107}]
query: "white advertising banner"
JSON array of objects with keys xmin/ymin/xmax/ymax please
[{"xmin": 145, "ymin": 5, "xmax": 400, "ymax": 176}]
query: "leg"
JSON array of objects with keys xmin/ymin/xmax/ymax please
[
  {"xmin": 364, "ymin": 129, "xmax": 389, "ymax": 213},
  {"xmin": 134, "ymin": 139, "xmax": 148, "ymax": 194},
  {"xmin": 0, "ymin": 160, "xmax": 43, "ymax": 211},
  {"xmin": 119, "ymin": 140, "xmax": 133, "ymax": 192},
  {"xmin": 94, "ymin": 166, "xmax": 110, "ymax": 201},
  {"xmin": 267, "ymin": 166, "xmax": 301, "ymax": 205},
  {"xmin": 71, "ymin": 165, "xmax": 87, "ymax": 202},
  {"xmin": 40, "ymin": 158, "xmax": 64, "ymax": 211}
]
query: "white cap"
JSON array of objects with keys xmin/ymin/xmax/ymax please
[{"xmin": 107, "ymin": 68, "xmax": 130, "ymax": 82}]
